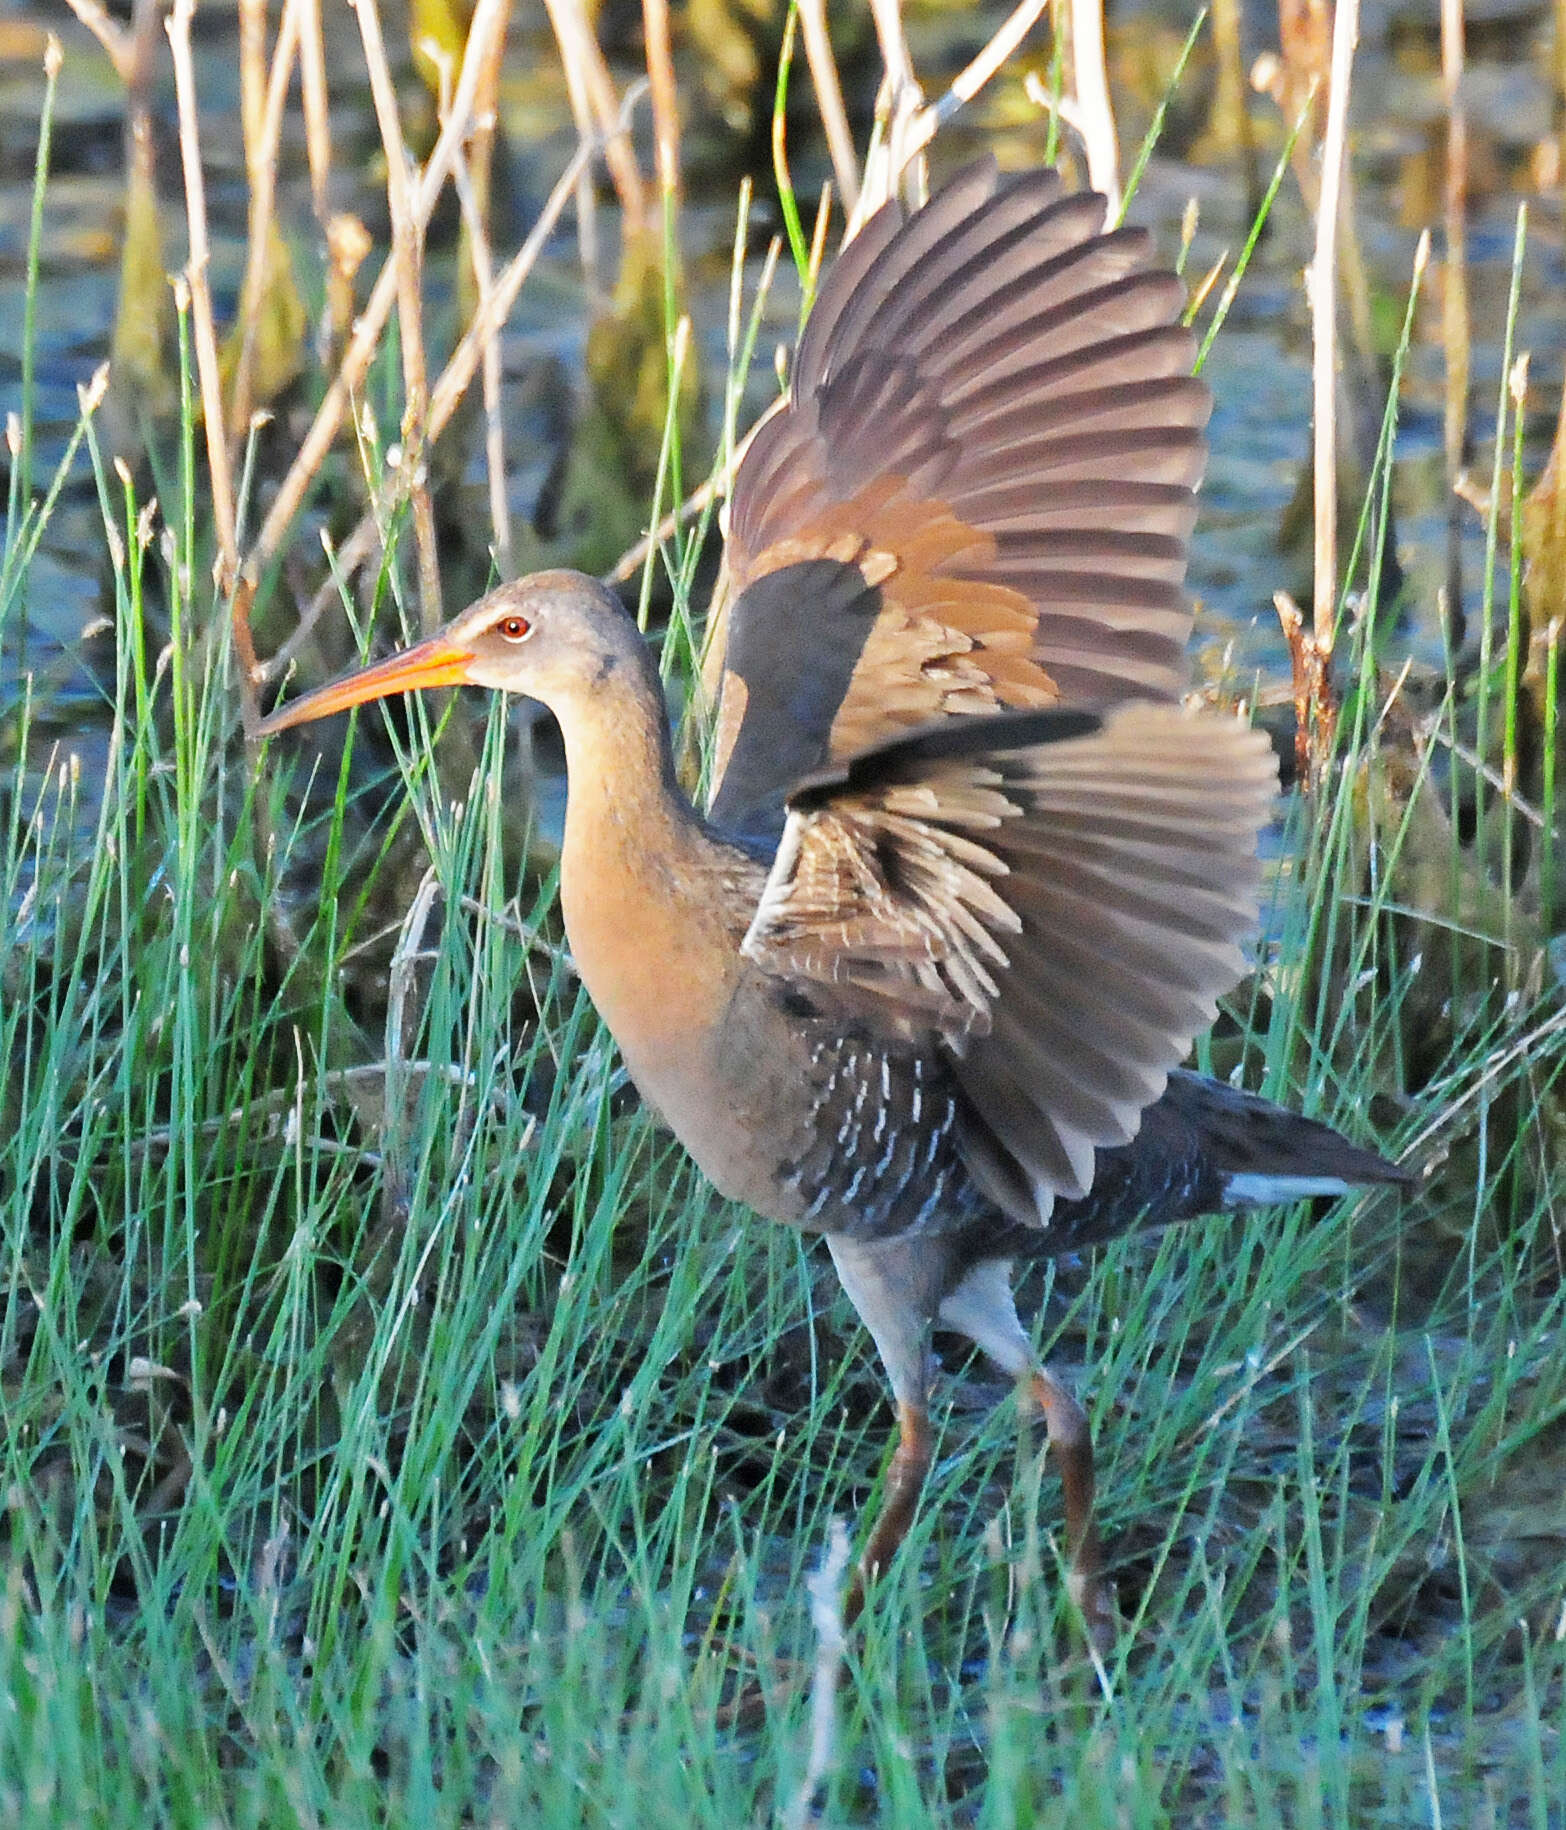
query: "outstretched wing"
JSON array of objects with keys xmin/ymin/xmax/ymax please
[
  {"xmin": 741, "ymin": 702, "xmax": 1277, "ymax": 1223},
  {"xmin": 707, "ymin": 159, "xmax": 1209, "ymax": 847}
]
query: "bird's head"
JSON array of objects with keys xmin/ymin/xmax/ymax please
[{"xmin": 254, "ymin": 570, "xmax": 654, "ymax": 737}]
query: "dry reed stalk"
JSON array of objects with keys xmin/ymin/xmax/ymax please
[
  {"xmin": 356, "ymin": 0, "xmax": 443, "ymax": 634},
  {"xmin": 61, "ymin": 0, "xmax": 134, "ymax": 80},
  {"xmin": 1555, "ymin": 0, "xmax": 1566, "ymax": 193},
  {"xmin": 944, "ymin": 0, "xmax": 1050, "ymax": 124},
  {"xmin": 77, "ymin": 0, "xmax": 165, "ymax": 429},
  {"xmin": 1186, "ymin": 250, "xmax": 1228, "ymax": 321},
  {"xmin": 127, "ymin": 0, "xmax": 165, "ymax": 93},
  {"xmin": 239, "ymin": 0, "xmax": 508, "ymax": 607},
  {"xmin": 858, "ymin": 0, "xmax": 1050, "ymax": 226},
  {"xmin": 323, "ymin": 212, "xmax": 372, "ymax": 373},
  {"xmin": 269, "ymin": 518, "xmax": 384, "ymax": 687},
  {"xmin": 642, "ymin": 0, "xmax": 680, "ymax": 203},
  {"xmin": 474, "ymin": 6, "xmax": 510, "ymax": 249},
  {"xmin": 807, "ymin": 183, "xmax": 833, "ymax": 295},
  {"xmin": 1442, "ymin": 0, "xmax": 1471, "ymax": 647},
  {"xmin": 1275, "ymin": 0, "xmax": 1330, "ymax": 146},
  {"xmin": 420, "ymin": 13, "xmax": 511, "ymax": 306},
  {"xmin": 427, "ymin": 124, "xmax": 609, "ymax": 437},
  {"xmin": 1070, "ymin": 0, "xmax": 1119, "ymax": 210},
  {"xmin": 542, "ymin": 0, "xmax": 648, "ymax": 228},
  {"xmin": 380, "ymin": 867, "xmax": 445, "ymax": 1218},
  {"xmin": 797, "ymin": 0, "xmax": 861, "ymax": 215},
  {"xmin": 861, "ymin": 0, "xmax": 926, "ymax": 219},
  {"xmin": 605, "ymin": 477, "xmax": 722, "ymax": 587},
  {"xmin": 1274, "ymin": 590, "xmax": 1323, "ymax": 787},
  {"xmin": 448, "ymin": 123, "xmax": 514, "ymax": 576},
  {"xmin": 239, "ymin": 0, "xmax": 265, "ymax": 150},
  {"xmin": 255, "ymin": 120, "xmax": 608, "ymax": 689},
  {"xmin": 1306, "ymin": 0, "xmax": 1358, "ymax": 791},
  {"xmin": 229, "ymin": 0, "xmax": 304, "ymax": 447},
  {"xmin": 420, "ymin": 22, "xmax": 513, "ymax": 573},
  {"xmin": 166, "ymin": 0, "xmax": 237, "ymax": 589},
  {"xmin": 607, "ymin": 228, "xmax": 782, "ymax": 591},
  {"xmin": 543, "ymin": 0, "xmax": 604, "ymax": 297},
  {"xmin": 296, "ymin": 0, "xmax": 332, "ymax": 226},
  {"xmin": 1268, "ymin": 2, "xmax": 1375, "ymax": 374}
]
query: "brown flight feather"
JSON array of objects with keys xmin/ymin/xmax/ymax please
[{"xmin": 707, "ymin": 160, "xmax": 1210, "ymax": 840}]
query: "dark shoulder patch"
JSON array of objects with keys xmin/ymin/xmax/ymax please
[{"xmin": 707, "ymin": 557, "xmax": 884, "ymax": 846}]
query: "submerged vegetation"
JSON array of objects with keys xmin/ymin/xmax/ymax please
[{"xmin": 2, "ymin": 0, "xmax": 1564, "ymax": 1821}]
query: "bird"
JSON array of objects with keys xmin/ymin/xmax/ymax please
[{"xmin": 256, "ymin": 158, "xmax": 1407, "ymax": 1647}]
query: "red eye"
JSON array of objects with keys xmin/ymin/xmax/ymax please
[{"xmin": 497, "ymin": 615, "xmax": 531, "ymax": 641}]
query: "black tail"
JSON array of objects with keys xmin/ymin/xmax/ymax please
[{"xmin": 1035, "ymin": 1068, "xmax": 1408, "ymax": 1254}]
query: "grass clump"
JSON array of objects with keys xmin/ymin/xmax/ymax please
[{"xmin": 4, "ymin": 5, "xmax": 1565, "ymax": 1824}]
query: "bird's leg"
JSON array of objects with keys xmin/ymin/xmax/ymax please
[
  {"xmin": 934, "ymin": 1257, "xmax": 1115, "ymax": 1651},
  {"xmin": 826, "ymin": 1235, "xmax": 946, "ymax": 1627},
  {"xmin": 1021, "ymin": 1365, "xmax": 1113, "ymax": 1654},
  {"xmin": 843, "ymin": 1399, "xmax": 933, "ymax": 1626}
]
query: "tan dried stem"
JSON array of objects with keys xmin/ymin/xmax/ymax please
[
  {"xmin": 268, "ymin": 518, "xmax": 383, "ymax": 688},
  {"xmin": 606, "ymin": 476, "xmax": 721, "ymax": 587},
  {"xmin": 541, "ymin": 0, "xmax": 648, "ymax": 227},
  {"xmin": 798, "ymin": 0, "xmax": 860, "ymax": 215},
  {"xmin": 1268, "ymin": 3, "xmax": 1375, "ymax": 374},
  {"xmin": 239, "ymin": 0, "xmax": 509, "ymax": 610},
  {"xmin": 1024, "ymin": 67, "xmax": 1090, "ymax": 151},
  {"xmin": 1310, "ymin": 0, "xmax": 1357, "ymax": 660},
  {"xmin": 946, "ymin": 0, "xmax": 1050, "ymax": 119},
  {"xmin": 642, "ymin": 0, "xmax": 680, "ymax": 203},
  {"xmin": 323, "ymin": 213, "xmax": 373, "ymax": 371},
  {"xmin": 239, "ymin": 0, "xmax": 266, "ymax": 151},
  {"xmin": 230, "ymin": 0, "xmax": 303, "ymax": 446},
  {"xmin": 254, "ymin": 119, "xmax": 611, "ymax": 687},
  {"xmin": 1275, "ymin": 0, "xmax": 1330, "ymax": 149},
  {"xmin": 861, "ymin": 0, "xmax": 926, "ymax": 220},
  {"xmin": 356, "ymin": 0, "xmax": 443, "ymax": 634},
  {"xmin": 1069, "ymin": 0, "xmax": 1118, "ymax": 211},
  {"xmin": 427, "ymin": 122, "xmax": 612, "ymax": 436},
  {"xmin": 296, "ymin": 0, "xmax": 333, "ymax": 228},
  {"xmin": 1442, "ymin": 0, "xmax": 1471, "ymax": 645},
  {"xmin": 1186, "ymin": 251, "xmax": 1228, "ymax": 321},
  {"xmin": 543, "ymin": 0, "xmax": 604, "ymax": 296},
  {"xmin": 609, "ymin": 230, "xmax": 782, "ymax": 590},
  {"xmin": 466, "ymin": 0, "xmax": 509, "ymax": 304},
  {"xmin": 166, "ymin": 0, "xmax": 237, "ymax": 589},
  {"xmin": 1555, "ymin": 0, "xmax": 1566, "ymax": 193},
  {"xmin": 447, "ymin": 119, "xmax": 514, "ymax": 576},
  {"xmin": 1274, "ymin": 590, "xmax": 1333, "ymax": 790},
  {"xmin": 782, "ymin": 1519, "xmax": 851, "ymax": 1830},
  {"xmin": 857, "ymin": 0, "xmax": 1050, "ymax": 227},
  {"xmin": 62, "ymin": 0, "xmax": 135, "ymax": 82},
  {"xmin": 807, "ymin": 184, "xmax": 833, "ymax": 294},
  {"xmin": 129, "ymin": 0, "xmax": 162, "ymax": 93},
  {"xmin": 380, "ymin": 867, "xmax": 445, "ymax": 1218},
  {"xmin": 421, "ymin": 0, "xmax": 509, "ymax": 331}
]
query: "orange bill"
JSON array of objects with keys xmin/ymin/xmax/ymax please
[{"xmin": 254, "ymin": 635, "xmax": 476, "ymax": 736}]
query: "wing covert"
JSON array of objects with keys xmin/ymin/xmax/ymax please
[{"xmin": 741, "ymin": 702, "xmax": 1277, "ymax": 1222}]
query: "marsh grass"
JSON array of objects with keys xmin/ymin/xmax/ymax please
[{"xmin": 4, "ymin": 15, "xmax": 1566, "ymax": 1829}]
